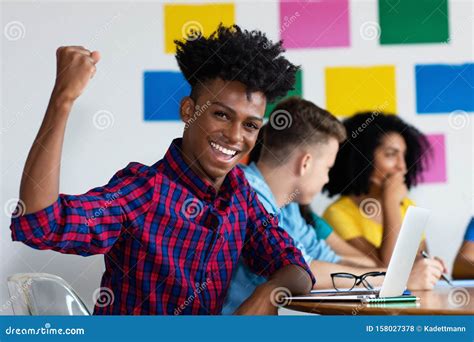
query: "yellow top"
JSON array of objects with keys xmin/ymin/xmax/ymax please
[{"xmin": 323, "ymin": 196, "xmax": 418, "ymax": 248}]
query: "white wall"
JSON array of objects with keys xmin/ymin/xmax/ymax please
[{"xmin": 1, "ymin": 0, "xmax": 472, "ymax": 314}]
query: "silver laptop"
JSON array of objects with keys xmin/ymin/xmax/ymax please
[{"xmin": 288, "ymin": 206, "xmax": 430, "ymax": 301}]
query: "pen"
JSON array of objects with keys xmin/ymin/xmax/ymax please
[{"xmin": 421, "ymin": 250, "xmax": 453, "ymax": 286}]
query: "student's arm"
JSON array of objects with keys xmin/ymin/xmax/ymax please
[
  {"xmin": 310, "ymin": 256, "xmax": 443, "ymax": 290},
  {"xmin": 235, "ymin": 189, "xmax": 314, "ymax": 315},
  {"xmin": 10, "ymin": 162, "xmax": 155, "ymax": 256},
  {"xmin": 282, "ymin": 204, "xmax": 341, "ymax": 266},
  {"xmin": 346, "ymin": 237, "xmax": 379, "ymax": 259},
  {"xmin": 325, "ymin": 232, "xmax": 381, "ymax": 267},
  {"xmin": 452, "ymin": 241, "xmax": 474, "ymax": 279},
  {"xmin": 346, "ymin": 235, "xmax": 411, "ymax": 264},
  {"xmin": 416, "ymin": 240, "xmax": 429, "ymax": 261},
  {"xmin": 345, "ymin": 236, "xmax": 440, "ymax": 271},
  {"xmin": 234, "ymin": 265, "xmax": 312, "ymax": 315},
  {"xmin": 10, "ymin": 46, "xmax": 155, "ymax": 256},
  {"xmin": 378, "ymin": 171, "xmax": 408, "ymax": 266},
  {"xmin": 19, "ymin": 46, "xmax": 100, "ymax": 214},
  {"xmin": 323, "ymin": 205, "xmax": 382, "ymax": 265}
]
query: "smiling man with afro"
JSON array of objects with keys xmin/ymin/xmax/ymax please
[{"xmin": 10, "ymin": 24, "xmax": 314, "ymax": 315}]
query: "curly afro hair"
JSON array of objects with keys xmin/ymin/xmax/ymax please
[
  {"xmin": 324, "ymin": 112, "xmax": 432, "ymax": 197},
  {"xmin": 174, "ymin": 24, "xmax": 299, "ymax": 103}
]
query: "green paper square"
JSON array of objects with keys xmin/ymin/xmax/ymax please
[
  {"xmin": 265, "ymin": 69, "xmax": 303, "ymax": 118},
  {"xmin": 379, "ymin": 0, "xmax": 449, "ymax": 45}
]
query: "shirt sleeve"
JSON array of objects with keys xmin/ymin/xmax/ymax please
[
  {"xmin": 296, "ymin": 219, "xmax": 340, "ymax": 264},
  {"xmin": 281, "ymin": 203, "xmax": 340, "ymax": 264},
  {"xmin": 323, "ymin": 202, "xmax": 362, "ymax": 241},
  {"xmin": 311, "ymin": 213, "xmax": 334, "ymax": 240},
  {"xmin": 10, "ymin": 162, "xmax": 155, "ymax": 256},
  {"xmin": 241, "ymin": 187, "xmax": 315, "ymax": 285},
  {"xmin": 464, "ymin": 217, "xmax": 474, "ymax": 242}
]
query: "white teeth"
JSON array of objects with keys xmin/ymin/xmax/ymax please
[{"xmin": 210, "ymin": 142, "xmax": 237, "ymax": 156}]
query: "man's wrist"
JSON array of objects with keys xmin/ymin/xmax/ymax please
[
  {"xmin": 255, "ymin": 280, "xmax": 278, "ymax": 297},
  {"xmin": 50, "ymin": 88, "xmax": 75, "ymax": 112},
  {"xmin": 381, "ymin": 194, "xmax": 400, "ymax": 207}
]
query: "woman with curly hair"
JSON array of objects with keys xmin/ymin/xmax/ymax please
[{"xmin": 323, "ymin": 112, "xmax": 447, "ymax": 270}]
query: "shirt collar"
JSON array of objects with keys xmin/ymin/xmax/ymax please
[
  {"xmin": 162, "ymin": 138, "xmax": 239, "ymax": 202},
  {"xmin": 244, "ymin": 162, "xmax": 280, "ymax": 214}
]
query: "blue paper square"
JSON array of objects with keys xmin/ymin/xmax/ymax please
[
  {"xmin": 416, "ymin": 63, "xmax": 474, "ymax": 114},
  {"xmin": 144, "ymin": 71, "xmax": 191, "ymax": 121}
]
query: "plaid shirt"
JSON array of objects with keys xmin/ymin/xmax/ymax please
[{"xmin": 10, "ymin": 138, "xmax": 313, "ymax": 315}]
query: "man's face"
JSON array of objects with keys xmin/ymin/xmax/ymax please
[
  {"xmin": 180, "ymin": 78, "xmax": 266, "ymax": 188},
  {"xmin": 297, "ymin": 137, "xmax": 339, "ymax": 205}
]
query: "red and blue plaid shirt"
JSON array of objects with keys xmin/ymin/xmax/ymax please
[{"xmin": 10, "ymin": 138, "xmax": 313, "ymax": 315}]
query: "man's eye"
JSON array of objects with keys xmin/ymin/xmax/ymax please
[
  {"xmin": 244, "ymin": 122, "xmax": 259, "ymax": 130},
  {"xmin": 214, "ymin": 111, "xmax": 228, "ymax": 119}
]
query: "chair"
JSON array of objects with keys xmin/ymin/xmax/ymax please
[{"xmin": 7, "ymin": 273, "xmax": 90, "ymax": 315}]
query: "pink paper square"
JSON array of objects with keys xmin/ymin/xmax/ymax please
[
  {"xmin": 420, "ymin": 134, "xmax": 447, "ymax": 184},
  {"xmin": 280, "ymin": 0, "xmax": 350, "ymax": 49}
]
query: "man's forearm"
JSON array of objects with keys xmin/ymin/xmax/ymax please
[
  {"xmin": 18, "ymin": 46, "xmax": 100, "ymax": 215},
  {"xmin": 340, "ymin": 255, "xmax": 381, "ymax": 268},
  {"xmin": 234, "ymin": 265, "xmax": 312, "ymax": 315},
  {"xmin": 19, "ymin": 92, "xmax": 72, "ymax": 214},
  {"xmin": 266, "ymin": 264, "xmax": 312, "ymax": 295},
  {"xmin": 380, "ymin": 199, "xmax": 402, "ymax": 266},
  {"xmin": 452, "ymin": 255, "xmax": 474, "ymax": 279}
]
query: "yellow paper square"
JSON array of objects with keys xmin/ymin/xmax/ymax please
[
  {"xmin": 164, "ymin": 3, "xmax": 235, "ymax": 54},
  {"xmin": 325, "ymin": 66, "xmax": 397, "ymax": 117}
]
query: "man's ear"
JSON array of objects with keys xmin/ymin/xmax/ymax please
[
  {"xmin": 297, "ymin": 152, "xmax": 312, "ymax": 177},
  {"xmin": 180, "ymin": 96, "xmax": 195, "ymax": 124}
]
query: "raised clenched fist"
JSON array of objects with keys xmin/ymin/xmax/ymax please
[{"xmin": 52, "ymin": 46, "xmax": 101, "ymax": 103}]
